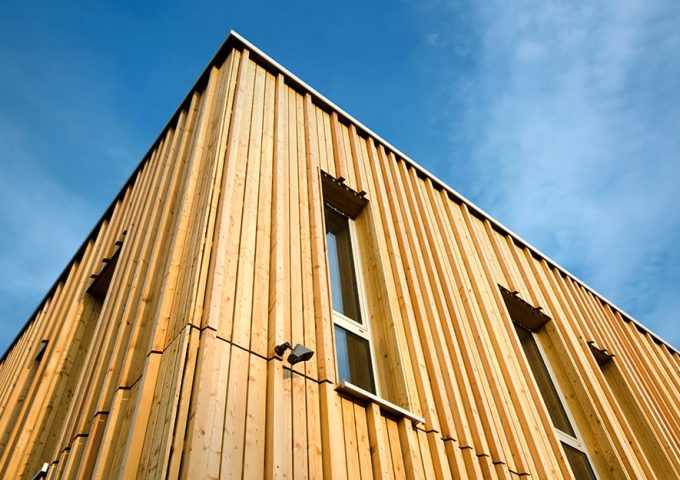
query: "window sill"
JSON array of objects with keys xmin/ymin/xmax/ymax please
[{"xmin": 335, "ymin": 380, "xmax": 425, "ymax": 425}]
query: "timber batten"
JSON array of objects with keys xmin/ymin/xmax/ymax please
[{"xmin": 0, "ymin": 31, "xmax": 678, "ymax": 479}]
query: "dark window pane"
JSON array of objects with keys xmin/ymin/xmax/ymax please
[
  {"xmin": 562, "ymin": 442, "xmax": 597, "ymax": 480},
  {"xmin": 515, "ymin": 324, "xmax": 576, "ymax": 437},
  {"xmin": 325, "ymin": 206, "xmax": 362, "ymax": 323},
  {"xmin": 326, "ymin": 231, "xmax": 344, "ymax": 313},
  {"xmin": 335, "ymin": 325, "xmax": 376, "ymax": 393}
]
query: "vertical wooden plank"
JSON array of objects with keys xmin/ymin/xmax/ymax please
[
  {"xmin": 397, "ymin": 419, "xmax": 424, "ymax": 480},
  {"xmin": 0, "ymin": 296, "xmax": 55, "ymax": 450},
  {"xmin": 322, "ymin": 113, "xmax": 335, "ymax": 177},
  {"xmin": 339, "ymin": 123, "xmax": 357, "ymax": 190},
  {"xmin": 75, "ymin": 412, "xmax": 111, "ymax": 479},
  {"xmin": 53, "ymin": 193, "xmax": 131, "ymax": 468},
  {"xmin": 330, "ymin": 111, "xmax": 348, "ymax": 181},
  {"xmin": 288, "ymin": 86, "xmax": 304, "ymax": 378},
  {"xmin": 230, "ymin": 63, "xmax": 267, "ymax": 349},
  {"xmin": 241, "ymin": 354, "xmax": 268, "ymax": 479},
  {"xmin": 100, "ymin": 58, "xmax": 234, "ymax": 478},
  {"xmin": 404, "ymin": 173, "xmax": 494, "ymax": 458},
  {"xmin": 66, "ymin": 100, "xmax": 183, "ymax": 460},
  {"xmin": 424, "ymin": 433, "xmax": 454, "ymax": 480},
  {"xmin": 0, "ymin": 255, "xmax": 94, "ymax": 477},
  {"xmin": 384, "ymin": 418, "xmax": 405, "ymax": 479},
  {"xmin": 303, "ymin": 93, "xmax": 335, "ymax": 382},
  {"xmin": 166, "ymin": 326, "xmax": 201, "ymax": 479},
  {"xmin": 306, "ymin": 378, "xmax": 324, "ymax": 479},
  {"xmin": 316, "ymin": 106, "xmax": 331, "ymax": 176},
  {"xmin": 267, "ymin": 74, "xmax": 290, "ymax": 356},
  {"xmin": 60, "ymin": 435, "xmax": 85, "ymax": 477},
  {"xmin": 292, "ymin": 371, "xmax": 308, "ymax": 479},
  {"xmin": 353, "ymin": 136, "xmax": 417, "ymax": 410},
  {"xmin": 353, "ymin": 404, "xmax": 374, "ymax": 480},
  {"xmin": 364, "ymin": 141, "xmax": 440, "ymax": 431},
  {"xmin": 342, "ymin": 398, "xmax": 361, "ymax": 480},
  {"xmin": 0, "ymin": 319, "xmax": 39, "ymax": 418},
  {"xmin": 249, "ymin": 69, "xmax": 276, "ymax": 358},
  {"xmin": 319, "ymin": 383, "xmax": 347, "ymax": 479},
  {"xmin": 264, "ymin": 73, "xmax": 292, "ymax": 480},
  {"xmin": 211, "ymin": 56, "xmax": 257, "ymax": 342},
  {"xmin": 375, "ymin": 148, "xmax": 460, "ymax": 442},
  {"xmin": 200, "ymin": 49, "xmax": 250, "ymax": 336},
  {"xmin": 183, "ymin": 51, "xmax": 242, "ymax": 336},
  {"xmin": 265, "ymin": 361, "xmax": 292, "ymax": 480},
  {"xmin": 220, "ymin": 347, "xmax": 250, "ymax": 478},
  {"xmin": 110, "ymin": 351, "xmax": 163, "ymax": 479},
  {"xmin": 79, "ymin": 70, "xmax": 214, "ymax": 474},
  {"xmin": 440, "ymin": 439, "xmax": 467, "ymax": 479},
  {"xmin": 347, "ymin": 125, "xmax": 367, "ymax": 194},
  {"xmin": 415, "ymin": 430, "xmax": 436, "ymax": 480},
  {"xmin": 180, "ymin": 331, "xmax": 232, "ymax": 479},
  {"xmin": 95, "ymin": 126, "xmax": 175, "ymax": 398},
  {"xmin": 138, "ymin": 330, "xmax": 181, "ymax": 477},
  {"xmin": 366, "ymin": 403, "xmax": 393, "ymax": 480},
  {"xmin": 362, "ymin": 138, "xmax": 448, "ymax": 477},
  {"xmin": 296, "ymin": 93, "xmax": 319, "ymax": 380}
]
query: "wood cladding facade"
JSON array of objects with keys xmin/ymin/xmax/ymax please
[{"xmin": 1, "ymin": 33, "xmax": 678, "ymax": 479}]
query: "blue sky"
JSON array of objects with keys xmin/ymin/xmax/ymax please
[{"xmin": 1, "ymin": 0, "xmax": 678, "ymax": 353}]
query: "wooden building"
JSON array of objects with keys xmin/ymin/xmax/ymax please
[{"xmin": 1, "ymin": 31, "xmax": 678, "ymax": 479}]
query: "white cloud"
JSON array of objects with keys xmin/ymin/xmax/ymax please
[
  {"xmin": 426, "ymin": 32, "xmax": 441, "ymax": 46},
  {"xmin": 447, "ymin": 0, "xmax": 680, "ymax": 346},
  {"xmin": 515, "ymin": 40, "xmax": 545, "ymax": 62}
]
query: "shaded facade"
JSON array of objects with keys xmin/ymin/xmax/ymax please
[{"xmin": 1, "ymin": 32, "xmax": 678, "ymax": 479}]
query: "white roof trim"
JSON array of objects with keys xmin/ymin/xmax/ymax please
[{"xmin": 230, "ymin": 30, "xmax": 677, "ymax": 354}]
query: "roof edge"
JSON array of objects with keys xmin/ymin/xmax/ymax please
[
  {"xmin": 2, "ymin": 30, "xmax": 676, "ymax": 363},
  {"xmin": 230, "ymin": 30, "xmax": 677, "ymax": 355}
]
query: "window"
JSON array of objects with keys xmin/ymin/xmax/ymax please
[
  {"xmin": 324, "ymin": 204, "xmax": 377, "ymax": 394},
  {"xmin": 35, "ymin": 339, "xmax": 48, "ymax": 362},
  {"xmin": 514, "ymin": 323, "xmax": 598, "ymax": 480},
  {"xmin": 88, "ymin": 247, "xmax": 120, "ymax": 302},
  {"xmin": 500, "ymin": 286, "xmax": 598, "ymax": 479}
]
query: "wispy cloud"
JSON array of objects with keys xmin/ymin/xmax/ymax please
[
  {"xmin": 0, "ymin": 118, "xmax": 95, "ymax": 351},
  {"xmin": 0, "ymin": 33, "xmax": 138, "ymax": 352},
  {"xmin": 0, "ymin": 121, "xmax": 92, "ymax": 292},
  {"xmin": 426, "ymin": 32, "xmax": 441, "ymax": 47},
  {"xmin": 438, "ymin": 0, "xmax": 680, "ymax": 346}
]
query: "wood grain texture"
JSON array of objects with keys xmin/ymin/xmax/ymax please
[{"xmin": 0, "ymin": 36, "xmax": 677, "ymax": 479}]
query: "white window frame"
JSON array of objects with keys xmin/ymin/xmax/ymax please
[
  {"xmin": 325, "ymin": 204, "xmax": 380, "ymax": 397},
  {"xmin": 529, "ymin": 328, "xmax": 599, "ymax": 478}
]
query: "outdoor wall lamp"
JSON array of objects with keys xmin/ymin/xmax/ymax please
[{"xmin": 274, "ymin": 342, "xmax": 314, "ymax": 365}]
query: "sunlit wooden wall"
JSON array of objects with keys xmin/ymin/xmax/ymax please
[{"xmin": 1, "ymin": 35, "xmax": 678, "ymax": 479}]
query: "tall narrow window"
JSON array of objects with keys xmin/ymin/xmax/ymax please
[
  {"xmin": 514, "ymin": 323, "xmax": 598, "ymax": 480},
  {"xmin": 325, "ymin": 204, "xmax": 377, "ymax": 394},
  {"xmin": 501, "ymin": 286, "xmax": 598, "ymax": 479}
]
